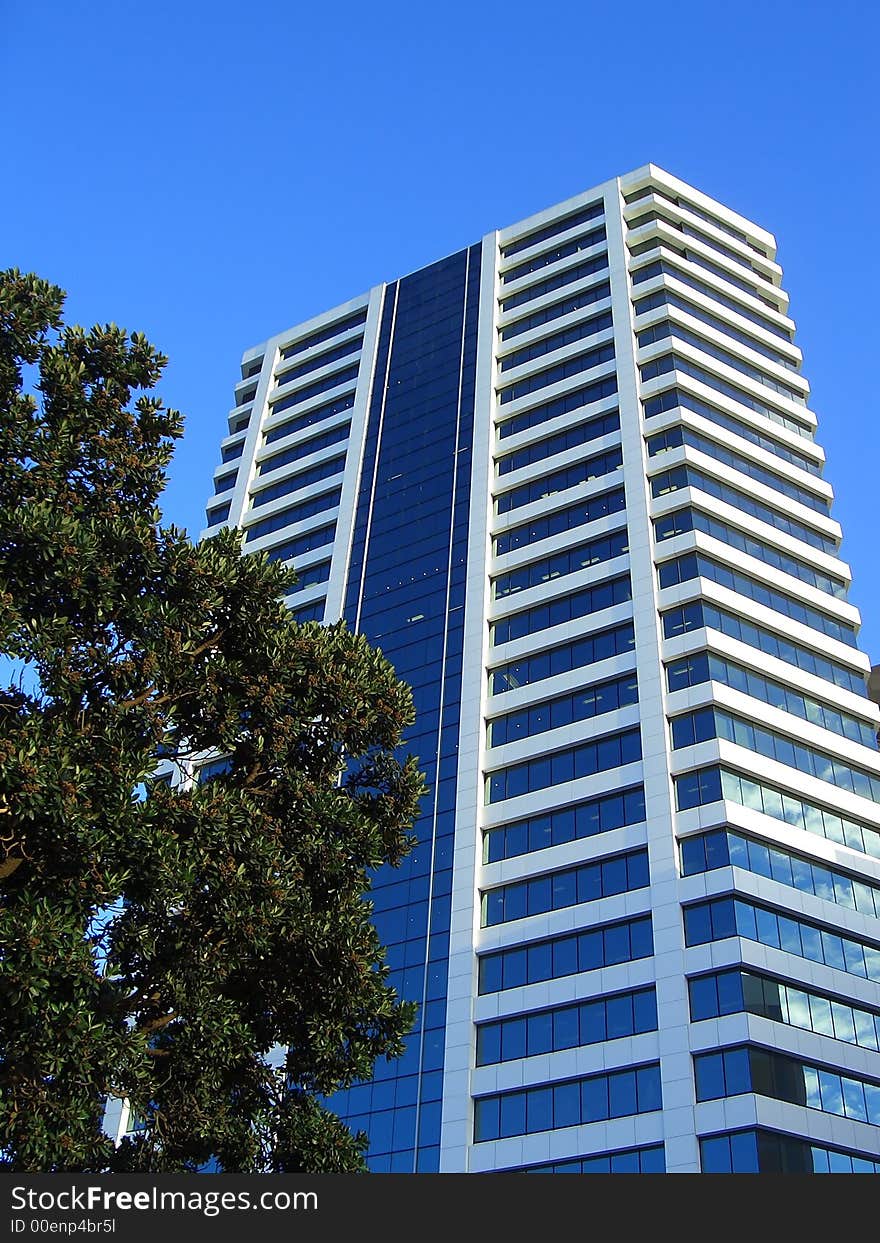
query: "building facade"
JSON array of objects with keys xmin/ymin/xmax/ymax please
[{"xmin": 202, "ymin": 165, "xmax": 880, "ymax": 1173}]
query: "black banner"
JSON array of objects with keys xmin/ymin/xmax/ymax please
[{"xmin": 0, "ymin": 1171, "xmax": 866, "ymax": 1241}]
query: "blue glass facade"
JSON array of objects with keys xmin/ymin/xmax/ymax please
[{"xmin": 335, "ymin": 245, "xmax": 481, "ymax": 1171}]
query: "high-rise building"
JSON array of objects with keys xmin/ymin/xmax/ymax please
[{"xmin": 202, "ymin": 165, "xmax": 880, "ymax": 1174}]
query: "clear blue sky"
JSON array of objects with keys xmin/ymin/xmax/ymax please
[{"xmin": 3, "ymin": 0, "xmax": 878, "ymax": 658}]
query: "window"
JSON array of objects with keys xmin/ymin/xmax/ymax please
[
  {"xmin": 284, "ymin": 561, "xmax": 331, "ymax": 596},
  {"xmin": 474, "ymin": 1063, "xmax": 661, "ymax": 1141},
  {"xmin": 647, "ymin": 424, "xmax": 828, "ymax": 513},
  {"xmin": 694, "ymin": 1046, "xmax": 880, "ymax": 1128},
  {"xmin": 635, "ymin": 292, "xmax": 798, "ymax": 371},
  {"xmin": 684, "ymin": 896, "xmax": 880, "ymax": 985},
  {"xmin": 631, "ymin": 258, "xmax": 793, "ymax": 343},
  {"xmin": 258, "ymin": 422, "xmax": 350, "ymax": 476},
  {"xmin": 484, "ymin": 785, "xmax": 645, "ymax": 862},
  {"xmin": 265, "ymin": 523, "xmax": 336, "ymax": 565},
  {"xmin": 657, "ymin": 553, "xmax": 857, "ymax": 646},
  {"xmin": 492, "ymin": 529, "xmax": 628, "ymax": 600},
  {"xmin": 496, "ymin": 376, "xmax": 617, "ymax": 440},
  {"xmin": 671, "ymin": 707, "xmax": 880, "ymax": 805},
  {"xmin": 243, "ymin": 488, "xmax": 341, "ymax": 543},
  {"xmin": 250, "ymin": 455, "xmax": 346, "ymax": 510},
  {"xmin": 629, "ymin": 209, "xmax": 765, "ymax": 273},
  {"xmin": 489, "ymin": 620, "xmax": 634, "ymax": 696},
  {"xmin": 476, "ymin": 986, "xmax": 657, "ymax": 1064},
  {"xmin": 496, "ymin": 446, "xmax": 623, "ymax": 517},
  {"xmin": 700, "ymin": 1128, "xmax": 880, "ymax": 1174},
  {"xmin": 496, "ymin": 410, "xmax": 619, "ymax": 476},
  {"xmin": 641, "ymin": 352, "xmax": 809, "ymax": 434},
  {"xmin": 501, "ymin": 201, "xmax": 604, "ymax": 259},
  {"xmin": 482, "ymin": 848, "xmax": 649, "ymax": 925},
  {"xmin": 498, "ymin": 341, "xmax": 614, "ymax": 405},
  {"xmin": 644, "ymin": 387, "xmax": 818, "ymax": 473},
  {"xmin": 264, "ymin": 392, "xmax": 356, "ymax": 445},
  {"xmin": 500, "ymin": 254, "xmax": 609, "ymax": 313},
  {"xmin": 649, "ymin": 461, "xmax": 834, "ymax": 552},
  {"xmin": 234, "ymin": 383, "xmax": 257, "ymax": 407},
  {"xmin": 500, "ymin": 310, "xmax": 613, "ymax": 372},
  {"xmin": 500, "ymin": 280, "xmax": 611, "ymax": 342},
  {"xmin": 275, "ymin": 336, "xmax": 362, "ymax": 388},
  {"xmin": 689, "ymin": 968, "xmax": 880, "ymax": 1056},
  {"xmin": 487, "ymin": 671, "xmax": 638, "ymax": 747},
  {"xmin": 654, "ymin": 507, "xmax": 846, "ymax": 599},
  {"xmin": 486, "ymin": 727, "xmax": 641, "ymax": 805},
  {"xmin": 660, "ymin": 601, "xmax": 863, "ymax": 694},
  {"xmin": 204, "ymin": 501, "xmax": 230, "ymax": 527},
  {"xmin": 279, "ymin": 308, "xmax": 367, "ymax": 360},
  {"xmin": 478, "ymin": 914, "xmax": 653, "ymax": 993},
  {"xmin": 665, "ymin": 650, "xmax": 872, "ymax": 746},
  {"xmin": 491, "ymin": 574, "xmax": 631, "ymax": 646},
  {"xmin": 269, "ymin": 365, "xmax": 359, "ymax": 415},
  {"xmin": 501, "ymin": 226, "xmax": 606, "ymax": 284},
  {"xmin": 220, "ymin": 440, "xmax": 245, "ymax": 463},
  {"xmin": 197, "ymin": 757, "xmax": 232, "ymax": 783},
  {"xmin": 682, "ymin": 831, "xmax": 880, "ymax": 919},
  {"xmin": 638, "ymin": 319, "xmax": 804, "ymax": 404}
]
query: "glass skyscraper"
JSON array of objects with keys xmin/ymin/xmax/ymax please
[{"xmin": 201, "ymin": 164, "xmax": 880, "ymax": 1173}]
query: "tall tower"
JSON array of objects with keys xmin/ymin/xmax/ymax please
[{"xmin": 203, "ymin": 165, "xmax": 880, "ymax": 1173}]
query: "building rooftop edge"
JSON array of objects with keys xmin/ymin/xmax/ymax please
[{"xmin": 241, "ymin": 163, "xmax": 778, "ymax": 362}]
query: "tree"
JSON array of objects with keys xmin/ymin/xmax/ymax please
[{"xmin": 0, "ymin": 270, "xmax": 425, "ymax": 1173}]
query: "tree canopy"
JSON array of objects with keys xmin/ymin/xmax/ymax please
[{"xmin": 0, "ymin": 270, "xmax": 425, "ymax": 1172}]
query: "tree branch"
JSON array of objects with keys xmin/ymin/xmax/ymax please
[{"xmin": 116, "ymin": 630, "xmax": 226, "ymax": 711}]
